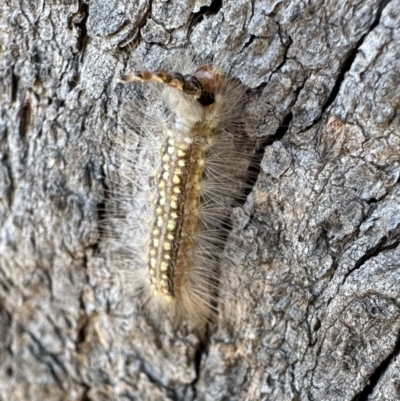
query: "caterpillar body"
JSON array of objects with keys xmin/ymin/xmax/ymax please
[{"xmin": 106, "ymin": 54, "xmax": 252, "ymax": 330}]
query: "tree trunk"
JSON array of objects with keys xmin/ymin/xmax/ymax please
[{"xmin": 1, "ymin": 0, "xmax": 399, "ymax": 400}]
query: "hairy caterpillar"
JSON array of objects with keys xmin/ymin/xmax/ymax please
[{"xmin": 105, "ymin": 53, "xmax": 252, "ymax": 330}]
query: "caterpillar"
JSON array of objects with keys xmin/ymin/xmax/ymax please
[{"xmin": 105, "ymin": 53, "xmax": 252, "ymax": 330}]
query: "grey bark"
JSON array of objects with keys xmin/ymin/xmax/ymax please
[{"xmin": 1, "ymin": 0, "xmax": 399, "ymax": 400}]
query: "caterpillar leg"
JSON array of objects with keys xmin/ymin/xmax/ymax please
[{"xmin": 118, "ymin": 69, "xmax": 203, "ymax": 99}]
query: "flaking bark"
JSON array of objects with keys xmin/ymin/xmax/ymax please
[{"xmin": 0, "ymin": 0, "xmax": 399, "ymax": 400}]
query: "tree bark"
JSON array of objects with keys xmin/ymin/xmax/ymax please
[{"xmin": 1, "ymin": 0, "xmax": 399, "ymax": 400}]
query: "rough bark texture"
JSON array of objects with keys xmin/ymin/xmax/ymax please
[{"xmin": 1, "ymin": 0, "xmax": 399, "ymax": 400}]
